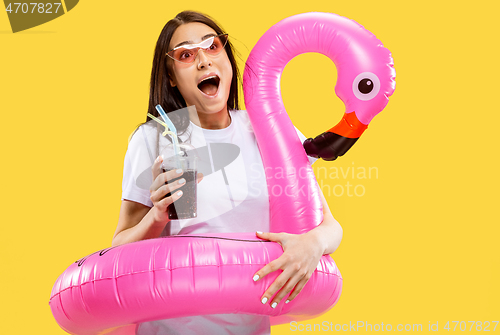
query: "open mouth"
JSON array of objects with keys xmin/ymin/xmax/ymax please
[{"xmin": 197, "ymin": 75, "xmax": 220, "ymax": 96}]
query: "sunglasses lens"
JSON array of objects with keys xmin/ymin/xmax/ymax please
[
  {"xmin": 205, "ymin": 35, "xmax": 228, "ymax": 55},
  {"xmin": 168, "ymin": 35, "xmax": 228, "ymax": 63},
  {"xmin": 171, "ymin": 48, "xmax": 196, "ymax": 63}
]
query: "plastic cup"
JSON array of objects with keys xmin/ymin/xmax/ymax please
[{"xmin": 161, "ymin": 152, "xmax": 198, "ymax": 220}]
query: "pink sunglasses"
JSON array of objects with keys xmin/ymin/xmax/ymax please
[{"xmin": 166, "ymin": 34, "xmax": 229, "ymax": 64}]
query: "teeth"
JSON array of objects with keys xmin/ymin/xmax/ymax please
[{"xmin": 199, "ymin": 75, "xmax": 218, "ymax": 84}]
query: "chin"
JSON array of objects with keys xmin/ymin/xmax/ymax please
[{"xmin": 209, "ymin": 90, "xmax": 231, "ymax": 112}]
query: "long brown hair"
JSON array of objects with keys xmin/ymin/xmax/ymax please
[{"xmin": 145, "ymin": 10, "xmax": 241, "ymax": 137}]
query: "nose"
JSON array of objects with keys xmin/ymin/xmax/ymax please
[{"xmin": 196, "ymin": 49, "xmax": 212, "ymax": 70}]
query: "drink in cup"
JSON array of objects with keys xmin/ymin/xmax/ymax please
[{"xmin": 161, "ymin": 144, "xmax": 198, "ymax": 220}]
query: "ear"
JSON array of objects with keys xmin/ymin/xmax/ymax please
[
  {"xmin": 167, "ymin": 67, "xmax": 177, "ymax": 87},
  {"xmin": 169, "ymin": 77, "xmax": 177, "ymax": 87}
]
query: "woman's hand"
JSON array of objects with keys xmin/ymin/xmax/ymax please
[
  {"xmin": 252, "ymin": 230, "xmax": 325, "ymax": 308},
  {"xmin": 149, "ymin": 156, "xmax": 203, "ymax": 223}
]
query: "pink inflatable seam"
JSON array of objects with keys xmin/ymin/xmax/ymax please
[
  {"xmin": 49, "ymin": 266, "xmax": 342, "ymax": 300},
  {"xmin": 216, "ymin": 241, "xmax": 223, "ymax": 289},
  {"xmin": 113, "ymin": 247, "xmax": 123, "ymax": 310},
  {"xmin": 78, "ymin": 276, "xmax": 91, "ymax": 316},
  {"xmin": 56, "ymin": 288, "xmax": 71, "ymax": 322}
]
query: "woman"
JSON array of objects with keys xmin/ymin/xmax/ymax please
[{"xmin": 112, "ymin": 10, "xmax": 343, "ymax": 335}]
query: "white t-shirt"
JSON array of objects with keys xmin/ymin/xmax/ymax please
[{"xmin": 121, "ymin": 109, "xmax": 317, "ymax": 335}]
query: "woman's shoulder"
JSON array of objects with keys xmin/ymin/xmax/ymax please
[
  {"xmin": 126, "ymin": 120, "xmax": 155, "ymax": 152},
  {"xmin": 230, "ymin": 109, "xmax": 249, "ymax": 119},
  {"xmin": 230, "ymin": 109, "xmax": 253, "ymax": 132}
]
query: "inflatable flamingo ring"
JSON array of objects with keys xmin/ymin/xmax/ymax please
[{"xmin": 49, "ymin": 12, "xmax": 395, "ymax": 335}]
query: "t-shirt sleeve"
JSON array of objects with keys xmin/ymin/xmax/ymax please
[
  {"xmin": 294, "ymin": 126, "xmax": 319, "ymax": 165},
  {"xmin": 121, "ymin": 128, "xmax": 154, "ymax": 207}
]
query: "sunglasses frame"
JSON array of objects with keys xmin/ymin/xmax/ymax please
[{"xmin": 166, "ymin": 34, "xmax": 229, "ymax": 64}]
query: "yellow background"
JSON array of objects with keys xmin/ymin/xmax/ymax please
[{"xmin": 1, "ymin": 0, "xmax": 499, "ymax": 334}]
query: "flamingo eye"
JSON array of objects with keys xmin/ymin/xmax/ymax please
[{"xmin": 352, "ymin": 72, "xmax": 380, "ymax": 101}]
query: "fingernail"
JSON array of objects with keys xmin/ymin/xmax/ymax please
[
  {"xmin": 176, "ymin": 169, "xmax": 183, "ymax": 174},
  {"xmin": 261, "ymin": 297, "xmax": 268, "ymax": 304},
  {"xmin": 155, "ymin": 156, "xmax": 160, "ymax": 162},
  {"xmin": 252, "ymin": 274, "xmax": 259, "ymax": 281},
  {"xmin": 178, "ymin": 178, "xmax": 185, "ymax": 185},
  {"xmin": 271, "ymin": 302, "xmax": 277, "ymax": 308},
  {"xmin": 177, "ymin": 191, "xmax": 183, "ymax": 197},
  {"xmin": 285, "ymin": 300, "xmax": 290, "ymax": 304},
  {"xmin": 256, "ymin": 231, "xmax": 263, "ymax": 234}
]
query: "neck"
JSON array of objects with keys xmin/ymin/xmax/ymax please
[{"xmin": 189, "ymin": 106, "xmax": 231, "ymax": 129}]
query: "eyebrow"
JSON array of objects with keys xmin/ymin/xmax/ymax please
[{"xmin": 173, "ymin": 33, "xmax": 217, "ymax": 49}]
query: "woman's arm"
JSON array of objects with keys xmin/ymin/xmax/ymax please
[
  {"xmin": 113, "ymin": 156, "xmax": 204, "ymax": 247},
  {"xmin": 253, "ymin": 187, "xmax": 343, "ymax": 308},
  {"xmin": 305, "ymin": 188, "xmax": 343, "ymax": 254},
  {"xmin": 111, "ymin": 200, "xmax": 168, "ymax": 247}
]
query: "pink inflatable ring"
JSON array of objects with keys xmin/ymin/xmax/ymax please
[{"xmin": 50, "ymin": 12, "xmax": 395, "ymax": 335}]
